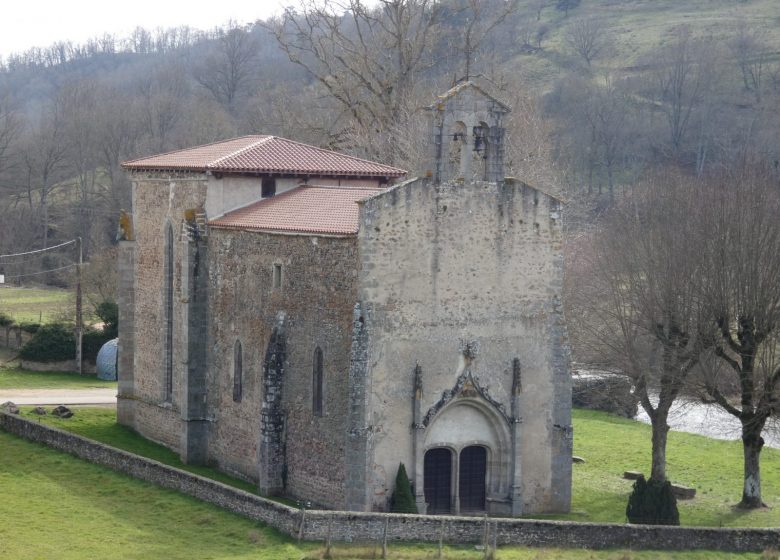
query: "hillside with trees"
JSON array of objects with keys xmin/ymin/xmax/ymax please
[
  {"xmin": 0, "ymin": 0, "xmax": 777, "ymax": 266},
  {"xmin": 0, "ymin": 0, "xmax": 778, "ymax": 516}
]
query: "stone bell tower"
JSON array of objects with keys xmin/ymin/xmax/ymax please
[{"xmin": 427, "ymin": 81, "xmax": 510, "ymax": 185}]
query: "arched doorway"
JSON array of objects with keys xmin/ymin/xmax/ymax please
[
  {"xmin": 459, "ymin": 446, "xmax": 487, "ymax": 513},
  {"xmin": 417, "ymin": 379, "xmax": 513, "ymax": 515},
  {"xmin": 424, "ymin": 448, "xmax": 452, "ymax": 514}
]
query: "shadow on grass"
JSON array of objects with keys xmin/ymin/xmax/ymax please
[{"xmin": 23, "ymin": 406, "xmax": 300, "ymax": 507}]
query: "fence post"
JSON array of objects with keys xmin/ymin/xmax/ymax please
[
  {"xmin": 381, "ymin": 517, "xmax": 389, "ymax": 559},
  {"xmin": 483, "ymin": 514, "xmax": 489, "ymax": 559},
  {"xmin": 297, "ymin": 507, "xmax": 306, "ymax": 543},
  {"xmin": 324, "ymin": 516, "xmax": 332, "ymax": 559}
]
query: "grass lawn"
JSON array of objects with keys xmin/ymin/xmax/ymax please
[
  {"xmin": 0, "ymin": 285, "xmax": 72, "ymax": 323},
  {"xmin": 24, "ymin": 406, "xmax": 261, "ymax": 496},
  {"xmin": 23, "ymin": 406, "xmax": 780, "ymax": 530},
  {"xmin": 557, "ymin": 410, "xmax": 780, "ymax": 528},
  {"xmin": 0, "ymin": 429, "xmax": 771, "ymax": 560},
  {"xmin": 0, "ymin": 365, "xmax": 117, "ymax": 390}
]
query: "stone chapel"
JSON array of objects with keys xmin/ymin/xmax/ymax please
[{"xmin": 117, "ymin": 82, "xmax": 572, "ymax": 516}]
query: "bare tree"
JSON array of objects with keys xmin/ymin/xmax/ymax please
[
  {"xmin": 194, "ymin": 22, "xmax": 258, "ymax": 111},
  {"xmin": 729, "ymin": 21, "xmax": 769, "ymax": 103},
  {"xmin": 584, "ymin": 81, "xmax": 634, "ymax": 195},
  {"xmin": 556, "ymin": 0, "xmax": 580, "ymax": 17},
  {"xmin": 565, "ymin": 17, "xmax": 609, "ymax": 68},
  {"xmin": 452, "ymin": 0, "xmax": 520, "ymax": 82},
  {"xmin": 568, "ymin": 174, "xmax": 712, "ymax": 482},
  {"xmin": 531, "ymin": 0, "xmax": 550, "ymax": 21},
  {"xmin": 699, "ymin": 167, "xmax": 780, "ymax": 509},
  {"xmin": 269, "ymin": 0, "xmax": 441, "ymax": 164},
  {"xmin": 137, "ymin": 63, "xmax": 189, "ymax": 153},
  {"xmin": 0, "ymin": 94, "xmax": 20, "ymax": 175},
  {"xmin": 517, "ymin": 20, "xmax": 548, "ymax": 53},
  {"xmin": 19, "ymin": 97, "xmax": 69, "ymax": 249},
  {"xmin": 648, "ymin": 26, "xmax": 714, "ymax": 156},
  {"xmin": 60, "ymin": 80, "xmax": 103, "ymax": 259},
  {"xmin": 94, "ymin": 85, "xmax": 142, "ymax": 213},
  {"xmin": 502, "ymin": 84, "xmax": 561, "ymax": 195}
]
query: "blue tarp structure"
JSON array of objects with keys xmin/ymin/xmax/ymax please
[{"xmin": 96, "ymin": 338, "xmax": 118, "ymax": 381}]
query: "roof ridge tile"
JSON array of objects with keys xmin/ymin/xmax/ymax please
[
  {"xmin": 270, "ymin": 136, "xmax": 406, "ymax": 174},
  {"xmin": 122, "ymin": 135, "xmax": 266, "ymax": 167},
  {"xmin": 207, "ymin": 136, "xmax": 272, "ymax": 168}
]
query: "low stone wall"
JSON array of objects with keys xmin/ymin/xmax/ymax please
[
  {"xmin": 17, "ymin": 359, "xmax": 96, "ymax": 374},
  {"xmin": 0, "ymin": 411, "xmax": 299, "ymax": 535},
  {"xmin": 1, "ymin": 326, "xmax": 32, "ymax": 350},
  {"xmin": 1, "ymin": 410, "xmax": 779, "ymax": 553},
  {"xmin": 572, "ymin": 370, "xmax": 638, "ymax": 418},
  {"xmin": 19, "ymin": 359, "xmax": 76, "ymax": 372}
]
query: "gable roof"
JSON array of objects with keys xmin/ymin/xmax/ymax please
[
  {"xmin": 209, "ymin": 185, "xmax": 381, "ymax": 235},
  {"xmin": 428, "ymin": 81, "xmax": 511, "ymax": 112},
  {"xmin": 122, "ymin": 136, "xmax": 406, "ymax": 178}
]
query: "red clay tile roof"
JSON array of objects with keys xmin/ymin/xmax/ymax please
[
  {"xmin": 122, "ymin": 135, "xmax": 406, "ymax": 178},
  {"xmin": 209, "ymin": 185, "xmax": 381, "ymax": 235}
]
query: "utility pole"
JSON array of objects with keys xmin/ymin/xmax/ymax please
[{"xmin": 75, "ymin": 237, "xmax": 83, "ymax": 376}]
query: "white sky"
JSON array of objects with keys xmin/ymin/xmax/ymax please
[{"xmin": 0, "ymin": 0, "xmax": 287, "ymax": 58}]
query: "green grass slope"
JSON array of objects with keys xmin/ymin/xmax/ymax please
[
  {"xmin": 506, "ymin": 0, "xmax": 780, "ymax": 91},
  {"xmin": 24, "ymin": 406, "xmax": 780, "ymax": 528},
  {"xmin": 563, "ymin": 409, "xmax": 780, "ymax": 527},
  {"xmin": 0, "ymin": 286, "xmax": 72, "ymax": 324},
  {"xmin": 0, "ymin": 427, "xmax": 771, "ymax": 560},
  {"xmin": 0, "ymin": 366, "xmax": 116, "ymax": 389}
]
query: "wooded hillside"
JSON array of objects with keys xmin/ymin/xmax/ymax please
[{"xmin": 0, "ymin": 0, "xmax": 778, "ymax": 275}]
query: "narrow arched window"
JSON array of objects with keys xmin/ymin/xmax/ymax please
[
  {"xmin": 312, "ymin": 346, "xmax": 323, "ymax": 417},
  {"xmin": 233, "ymin": 340, "xmax": 243, "ymax": 402},
  {"xmin": 164, "ymin": 222, "xmax": 174, "ymax": 402}
]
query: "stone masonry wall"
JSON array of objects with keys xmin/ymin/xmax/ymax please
[
  {"xmin": 356, "ymin": 178, "xmax": 571, "ymax": 514},
  {"xmin": 117, "ymin": 240, "xmax": 136, "ymax": 427},
  {"xmin": 207, "ymin": 228, "xmax": 359, "ymax": 508},
  {"xmin": 2, "ymin": 412, "xmax": 779, "ymax": 554},
  {"xmin": 125, "ymin": 171, "xmax": 209, "ymax": 451}
]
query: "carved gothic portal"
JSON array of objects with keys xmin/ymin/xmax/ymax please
[{"xmin": 414, "ymin": 370, "xmax": 515, "ymax": 515}]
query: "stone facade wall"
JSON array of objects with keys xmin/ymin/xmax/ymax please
[
  {"xmin": 355, "ymin": 178, "xmax": 571, "ymax": 514},
  {"xmin": 117, "ymin": 240, "xmax": 136, "ymax": 426},
  {"xmin": 2, "ymin": 412, "xmax": 779, "ymax": 554},
  {"xmin": 122, "ymin": 172, "xmax": 209, "ymax": 451},
  {"xmin": 207, "ymin": 228, "xmax": 359, "ymax": 508}
]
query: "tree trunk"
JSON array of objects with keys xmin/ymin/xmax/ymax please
[
  {"xmin": 740, "ymin": 426, "xmax": 765, "ymax": 508},
  {"xmin": 650, "ymin": 413, "xmax": 670, "ymax": 482}
]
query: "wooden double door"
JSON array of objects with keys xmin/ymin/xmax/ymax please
[{"xmin": 423, "ymin": 445, "xmax": 487, "ymax": 514}]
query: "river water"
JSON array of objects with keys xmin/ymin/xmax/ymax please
[
  {"xmin": 634, "ymin": 394, "xmax": 780, "ymax": 449},
  {"xmin": 574, "ymin": 367, "xmax": 780, "ymax": 449}
]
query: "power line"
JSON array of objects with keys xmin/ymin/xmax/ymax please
[
  {"xmin": 2, "ymin": 263, "xmax": 78, "ymax": 279},
  {"xmin": 0, "ymin": 251, "xmax": 63, "ymax": 266},
  {"xmin": 0, "ymin": 239, "xmax": 77, "ymax": 260}
]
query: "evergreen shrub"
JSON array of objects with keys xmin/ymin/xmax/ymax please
[
  {"xmin": 19, "ymin": 322, "xmax": 75, "ymax": 363},
  {"xmin": 390, "ymin": 463, "xmax": 418, "ymax": 513},
  {"xmin": 18, "ymin": 322, "xmax": 41, "ymax": 334},
  {"xmin": 94, "ymin": 300, "xmax": 118, "ymax": 339},
  {"xmin": 83, "ymin": 328, "xmax": 112, "ymax": 362},
  {"xmin": 0, "ymin": 312, "xmax": 13, "ymax": 327},
  {"xmin": 626, "ymin": 475, "xmax": 680, "ymax": 525}
]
